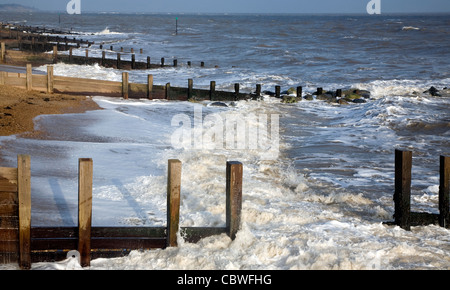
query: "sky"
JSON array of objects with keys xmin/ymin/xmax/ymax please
[{"xmin": 1, "ymin": 0, "xmax": 450, "ymax": 14}]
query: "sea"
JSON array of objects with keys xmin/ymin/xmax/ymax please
[{"xmin": 0, "ymin": 12, "xmax": 449, "ymax": 270}]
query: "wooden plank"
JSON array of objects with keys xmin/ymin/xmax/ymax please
[
  {"xmin": 18, "ymin": 155, "xmax": 31, "ymax": 269},
  {"xmin": 0, "ymin": 204, "xmax": 17, "ymax": 216},
  {"xmin": 129, "ymin": 83, "xmax": 148, "ymax": 99},
  {"xmin": 0, "ymin": 228, "xmax": 18, "ymax": 241},
  {"xmin": 226, "ymin": 161, "xmax": 243, "ymax": 240},
  {"xmin": 180, "ymin": 227, "xmax": 227, "ymax": 243},
  {"xmin": 0, "ymin": 180, "xmax": 18, "ymax": 193},
  {"xmin": 394, "ymin": 150, "xmax": 412, "ymax": 231},
  {"xmin": 0, "ymin": 241, "xmax": 19, "ymax": 253},
  {"xmin": 53, "ymin": 76, "xmax": 122, "ymax": 95},
  {"xmin": 78, "ymin": 158, "xmax": 93, "ymax": 267},
  {"xmin": 167, "ymin": 159, "xmax": 182, "ymax": 247},
  {"xmin": 31, "ymin": 226, "xmax": 166, "ymax": 239},
  {"xmin": 0, "ymin": 192, "xmax": 18, "ymax": 205},
  {"xmin": 31, "ymin": 74, "xmax": 48, "ymax": 91},
  {"xmin": 440, "ymin": 156, "xmax": 449, "ymax": 228},
  {"xmin": 0, "ymin": 216, "xmax": 19, "ymax": 229},
  {"xmin": 0, "ymin": 167, "xmax": 18, "ymax": 186}
]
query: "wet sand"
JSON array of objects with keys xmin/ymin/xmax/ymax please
[{"xmin": 0, "ymin": 84, "xmax": 101, "ymax": 137}]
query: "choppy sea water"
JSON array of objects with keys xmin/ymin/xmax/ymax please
[{"xmin": 0, "ymin": 12, "xmax": 449, "ymax": 270}]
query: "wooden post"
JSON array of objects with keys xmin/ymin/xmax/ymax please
[
  {"xmin": 47, "ymin": 66, "xmax": 54, "ymax": 94},
  {"xmin": 336, "ymin": 89, "xmax": 342, "ymax": 98},
  {"xmin": 18, "ymin": 155, "xmax": 31, "ymax": 270},
  {"xmin": 165, "ymin": 83, "xmax": 171, "ymax": 100},
  {"xmin": 131, "ymin": 54, "xmax": 136, "ymax": 69},
  {"xmin": 167, "ymin": 159, "xmax": 182, "ymax": 247},
  {"xmin": 173, "ymin": 59, "xmax": 177, "ymax": 67},
  {"xmin": 26, "ymin": 64, "xmax": 32, "ymax": 91},
  {"xmin": 147, "ymin": 56, "xmax": 151, "ymax": 69},
  {"xmin": 101, "ymin": 51, "xmax": 106, "ymax": 66},
  {"xmin": 201, "ymin": 61, "xmax": 205, "ymax": 67},
  {"xmin": 147, "ymin": 74, "xmax": 153, "ymax": 99},
  {"xmin": 161, "ymin": 57, "xmax": 165, "ymax": 67},
  {"xmin": 117, "ymin": 53, "xmax": 121, "ymax": 69},
  {"xmin": 394, "ymin": 149, "xmax": 412, "ymax": 231},
  {"xmin": 78, "ymin": 158, "xmax": 93, "ymax": 267},
  {"xmin": 1, "ymin": 42, "xmax": 5, "ymax": 64},
  {"xmin": 52, "ymin": 45, "xmax": 58, "ymax": 63},
  {"xmin": 255, "ymin": 84, "xmax": 261, "ymax": 97},
  {"xmin": 275, "ymin": 86, "xmax": 281, "ymax": 98},
  {"xmin": 122, "ymin": 72, "xmax": 129, "ymax": 99},
  {"xmin": 226, "ymin": 161, "xmax": 243, "ymax": 240},
  {"xmin": 187, "ymin": 79, "xmax": 193, "ymax": 100},
  {"xmin": 317, "ymin": 87, "xmax": 323, "ymax": 95},
  {"xmin": 210, "ymin": 81, "xmax": 216, "ymax": 101},
  {"xmin": 140, "ymin": 48, "xmax": 143, "ymax": 54},
  {"xmin": 439, "ymin": 156, "xmax": 449, "ymax": 228},
  {"xmin": 297, "ymin": 86, "xmax": 303, "ymax": 99},
  {"xmin": 187, "ymin": 61, "xmax": 191, "ymax": 67},
  {"xmin": 85, "ymin": 49, "xmax": 89, "ymax": 64},
  {"xmin": 69, "ymin": 48, "xmax": 73, "ymax": 63}
]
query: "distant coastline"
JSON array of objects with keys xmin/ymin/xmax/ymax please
[{"xmin": 0, "ymin": 4, "xmax": 38, "ymax": 13}]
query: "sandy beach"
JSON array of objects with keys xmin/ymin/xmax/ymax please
[{"xmin": 0, "ymin": 84, "xmax": 101, "ymax": 137}]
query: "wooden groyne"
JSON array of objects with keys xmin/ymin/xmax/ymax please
[
  {"xmin": 385, "ymin": 150, "xmax": 449, "ymax": 230},
  {"xmin": 0, "ymin": 156, "xmax": 243, "ymax": 269},
  {"xmin": 0, "ymin": 64, "xmax": 259, "ymax": 102}
]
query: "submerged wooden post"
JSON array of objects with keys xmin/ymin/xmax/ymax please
[
  {"xmin": 440, "ymin": 156, "xmax": 449, "ymax": 228},
  {"xmin": 78, "ymin": 158, "xmax": 93, "ymax": 267},
  {"xmin": 147, "ymin": 74, "xmax": 153, "ymax": 99},
  {"xmin": 18, "ymin": 155, "xmax": 31, "ymax": 270},
  {"xmin": 122, "ymin": 72, "xmax": 129, "ymax": 99},
  {"xmin": 167, "ymin": 159, "xmax": 182, "ymax": 247},
  {"xmin": 226, "ymin": 161, "xmax": 243, "ymax": 240},
  {"xmin": 394, "ymin": 149, "xmax": 412, "ymax": 231},
  {"xmin": 47, "ymin": 65, "xmax": 54, "ymax": 94},
  {"xmin": 26, "ymin": 64, "xmax": 32, "ymax": 91}
]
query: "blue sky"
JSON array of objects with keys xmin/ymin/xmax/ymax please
[{"xmin": 1, "ymin": 0, "xmax": 450, "ymax": 14}]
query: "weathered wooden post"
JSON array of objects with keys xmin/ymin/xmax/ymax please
[
  {"xmin": 131, "ymin": 54, "xmax": 136, "ymax": 69},
  {"xmin": 18, "ymin": 155, "xmax": 31, "ymax": 270},
  {"xmin": 147, "ymin": 74, "xmax": 153, "ymax": 99},
  {"xmin": 140, "ymin": 48, "xmax": 143, "ymax": 54},
  {"xmin": 210, "ymin": 81, "xmax": 216, "ymax": 101},
  {"xmin": 85, "ymin": 49, "xmax": 89, "ymax": 64},
  {"xmin": 201, "ymin": 61, "xmax": 205, "ymax": 67},
  {"xmin": 275, "ymin": 86, "xmax": 281, "ymax": 98},
  {"xmin": 69, "ymin": 48, "xmax": 73, "ymax": 63},
  {"xmin": 255, "ymin": 84, "xmax": 261, "ymax": 97},
  {"xmin": 161, "ymin": 57, "xmax": 165, "ymax": 67},
  {"xmin": 1, "ymin": 42, "xmax": 5, "ymax": 63},
  {"xmin": 167, "ymin": 159, "xmax": 182, "ymax": 247},
  {"xmin": 26, "ymin": 64, "xmax": 32, "ymax": 91},
  {"xmin": 187, "ymin": 61, "xmax": 191, "ymax": 67},
  {"xmin": 316, "ymin": 87, "xmax": 323, "ymax": 95},
  {"xmin": 188, "ymin": 79, "xmax": 193, "ymax": 100},
  {"xmin": 173, "ymin": 59, "xmax": 177, "ymax": 67},
  {"xmin": 122, "ymin": 72, "xmax": 129, "ymax": 99},
  {"xmin": 101, "ymin": 51, "xmax": 106, "ymax": 66},
  {"xmin": 52, "ymin": 45, "xmax": 58, "ymax": 63},
  {"xmin": 78, "ymin": 158, "xmax": 93, "ymax": 267},
  {"xmin": 226, "ymin": 161, "xmax": 243, "ymax": 240},
  {"xmin": 147, "ymin": 56, "xmax": 151, "ymax": 69},
  {"xmin": 47, "ymin": 65, "xmax": 54, "ymax": 94},
  {"xmin": 117, "ymin": 53, "xmax": 121, "ymax": 69},
  {"xmin": 440, "ymin": 156, "xmax": 449, "ymax": 228},
  {"xmin": 165, "ymin": 83, "xmax": 171, "ymax": 100},
  {"xmin": 394, "ymin": 149, "xmax": 412, "ymax": 231},
  {"xmin": 297, "ymin": 86, "xmax": 303, "ymax": 99},
  {"xmin": 336, "ymin": 89, "xmax": 342, "ymax": 98}
]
